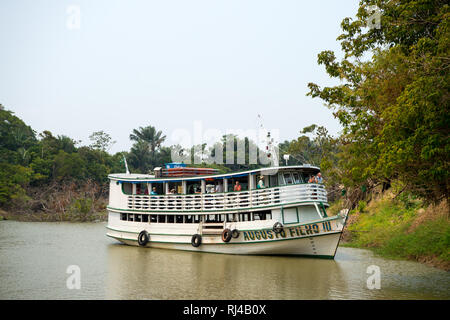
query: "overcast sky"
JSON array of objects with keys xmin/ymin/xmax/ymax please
[{"xmin": 0, "ymin": 0, "xmax": 358, "ymax": 154}]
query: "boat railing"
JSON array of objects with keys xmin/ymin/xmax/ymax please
[{"xmin": 126, "ymin": 183, "xmax": 327, "ymax": 212}]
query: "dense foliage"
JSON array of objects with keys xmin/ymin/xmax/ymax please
[
  {"xmin": 0, "ymin": 106, "xmax": 126, "ymax": 210},
  {"xmin": 306, "ymin": 0, "xmax": 449, "ymax": 204}
]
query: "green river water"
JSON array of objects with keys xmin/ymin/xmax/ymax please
[{"xmin": 0, "ymin": 220, "xmax": 448, "ymax": 299}]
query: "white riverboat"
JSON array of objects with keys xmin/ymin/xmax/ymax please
[{"xmin": 106, "ymin": 163, "xmax": 348, "ymax": 258}]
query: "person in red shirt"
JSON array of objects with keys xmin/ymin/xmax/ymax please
[{"xmin": 234, "ymin": 181, "xmax": 242, "ymax": 192}]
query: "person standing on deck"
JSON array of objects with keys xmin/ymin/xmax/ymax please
[
  {"xmin": 234, "ymin": 181, "xmax": 241, "ymax": 192},
  {"xmin": 257, "ymin": 176, "xmax": 265, "ymax": 189},
  {"xmin": 316, "ymin": 172, "xmax": 323, "ymax": 184},
  {"xmin": 215, "ymin": 182, "xmax": 223, "ymax": 193}
]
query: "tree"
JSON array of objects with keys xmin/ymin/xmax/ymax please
[
  {"xmin": 286, "ymin": 125, "xmax": 339, "ymax": 167},
  {"xmin": 128, "ymin": 140, "xmax": 152, "ymax": 173},
  {"xmin": 89, "ymin": 130, "xmax": 116, "ymax": 152},
  {"xmin": 307, "ymin": 0, "xmax": 449, "ymax": 203},
  {"xmin": 129, "ymin": 126, "xmax": 167, "ymax": 171},
  {"xmin": 130, "ymin": 126, "xmax": 166, "ymax": 153}
]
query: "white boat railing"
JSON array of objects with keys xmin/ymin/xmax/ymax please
[{"xmin": 124, "ymin": 183, "xmax": 327, "ymax": 212}]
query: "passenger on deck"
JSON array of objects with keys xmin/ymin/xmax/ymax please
[
  {"xmin": 150, "ymin": 187, "xmax": 158, "ymax": 195},
  {"xmin": 234, "ymin": 181, "xmax": 241, "ymax": 192},
  {"xmin": 215, "ymin": 182, "xmax": 223, "ymax": 193},
  {"xmin": 316, "ymin": 172, "xmax": 323, "ymax": 183},
  {"xmin": 257, "ymin": 176, "xmax": 265, "ymax": 189},
  {"xmin": 308, "ymin": 176, "xmax": 317, "ymax": 183}
]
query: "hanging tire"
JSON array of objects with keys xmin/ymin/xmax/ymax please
[
  {"xmin": 272, "ymin": 222, "xmax": 284, "ymax": 234},
  {"xmin": 191, "ymin": 234, "xmax": 202, "ymax": 247},
  {"xmin": 138, "ymin": 230, "xmax": 149, "ymax": 246},
  {"xmin": 221, "ymin": 229, "xmax": 232, "ymax": 243},
  {"xmin": 231, "ymin": 229, "xmax": 240, "ymax": 239}
]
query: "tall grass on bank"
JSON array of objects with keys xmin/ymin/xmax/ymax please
[{"xmin": 341, "ymin": 195, "xmax": 450, "ymax": 270}]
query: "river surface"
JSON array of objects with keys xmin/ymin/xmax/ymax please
[{"xmin": 0, "ymin": 221, "xmax": 448, "ymax": 300}]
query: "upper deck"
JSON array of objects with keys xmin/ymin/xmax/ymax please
[
  {"xmin": 108, "ymin": 165, "xmax": 321, "ymax": 183},
  {"xmin": 108, "ymin": 165, "xmax": 327, "ymax": 214}
]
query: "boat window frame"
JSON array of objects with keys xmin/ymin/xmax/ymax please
[{"xmin": 285, "ymin": 173, "xmax": 294, "ymax": 185}]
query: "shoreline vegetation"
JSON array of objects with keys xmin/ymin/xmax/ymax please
[{"xmin": 334, "ymin": 192, "xmax": 449, "ymax": 271}]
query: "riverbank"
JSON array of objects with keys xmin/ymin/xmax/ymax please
[
  {"xmin": 0, "ymin": 180, "xmax": 109, "ymax": 222},
  {"xmin": 339, "ymin": 194, "xmax": 450, "ymax": 271},
  {"xmin": 0, "ymin": 208, "xmax": 107, "ymax": 222}
]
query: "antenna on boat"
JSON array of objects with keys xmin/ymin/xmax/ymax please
[
  {"xmin": 122, "ymin": 155, "xmax": 130, "ymax": 174},
  {"xmin": 257, "ymin": 114, "xmax": 279, "ymax": 167}
]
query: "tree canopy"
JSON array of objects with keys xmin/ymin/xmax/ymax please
[{"xmin": 307, "ymin": 0, "xmax": 449, "ymax": 203}]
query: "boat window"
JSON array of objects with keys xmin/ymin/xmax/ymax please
[
  {"xmin": 127, "ymin": 214, "xmax": 134, "ymax": 222},
  {"xmin": 293, "ymin": 173, "xmax": 300, "ymax": 184},
  {"xmin": 151, "ymin": 183, "xmax": 163, "ymax": 195},
  {"xmin": 185, "ymin": 215, "xmax": 193, "ymax": 223},
  {"xmin": 269, "ymin": 175, "xmax": 278, "ymax": 187},
  {"xmin": 158, "ymin": 215, "xmax": 166, "ymax": 223},
  {"xmin": 134, "ymin": 214, "xmax": 142, "ymax": 222},
  {"xmin": 176, "ymin": 215, "xmax": 183, "ymax": 223},
  {"xmin": 150, "ymin": 215, "xmax": 157, "ymax": 223},
  {"xmin": 122, "ymin": 182, "xmax": 133, "ymax": 195},
  {"xmin": 252, "ymin": 210, "xmax": 272, "ymax": 221},
  {"xmin": 137, "ymin": 183, "xmax": 149, "ymax": 195},
  {"xmin": 120, "ymin": 213, "xmax": 127, "ymax": 221},
  {"xmin": 194, "ymin": 215, "xmax": 201, "ymax": 223},
  {"xmin": 284, "ymin": 173, "xmax": 293, "ymax": 185},
  {"xmin": 167, "ymin": 215, "xmax": 175, "ymax": 223},
  {"xmin": 278, "ymin": 174, "xmax": 285, "ymax": 185},
  {"xmin": 142, "ymin": 215, "xmax": 148, "ymax": 223}
]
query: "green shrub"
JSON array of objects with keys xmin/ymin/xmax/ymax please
[{"xmin": 357, "ymin": 200, "xmax": 367, "ymax": 213}]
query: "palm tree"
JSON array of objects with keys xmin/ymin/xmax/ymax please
[
  {"xmin": 129, "ymin": 126, "xmax": 166, "ymax": 153},
  {"xmin": 128, "ymin": 140, "xmax": 152, "ymax": 173},
  {"xmin": 129, "ymin": 126, "xmax": 167, "ymax": 171}
]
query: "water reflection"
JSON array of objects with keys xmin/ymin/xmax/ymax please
[{"xmin": 106, "ymin": 243, "xmax": 348, "ymax": 299}]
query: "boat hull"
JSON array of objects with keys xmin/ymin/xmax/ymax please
[{"xmin": 106, "ymin": 225, "xmax": 343, "ymax": 258}]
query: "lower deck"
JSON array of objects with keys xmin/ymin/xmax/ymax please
[{"xmin": 106, "ymin": 205, "xmax": 347, "ymax": 257}]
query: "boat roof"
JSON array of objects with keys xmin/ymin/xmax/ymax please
[{"xmin": 108, "ymin": 165, "xmax": 320, "ymax": 183}]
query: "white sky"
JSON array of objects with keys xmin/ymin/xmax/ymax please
[{"xmin": 0, "ymin": 0, "xmax": 359, "ymax": 154}]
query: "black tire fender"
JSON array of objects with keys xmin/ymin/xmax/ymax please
[
  {"xmin": 221, "ymin": 229, "xmax": 232, "ymax": 243},
  {"xmin": 191, "ymin": 234, "xmax": 202, "ymax": 247},
  {"xmin": 138, "ymin": 230, "xmax": 150, "ymax": 246},
  {"xmin": 231, "ymin": 229, "xmax": 240, "ymax": 239},
  {"xmin": 272, "ymin": 222, "xmax": 284, "ymax": 234}
]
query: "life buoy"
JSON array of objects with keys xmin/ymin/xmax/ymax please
[
  {"xmin": 191, "ymin": 234, "xmax": 202, "ymax": 247},
  {"xmin": 138, "ymin": 230, "xmax": 149, "ymax": 246},
  {"xmin": 272, "ymin": 222, "xmax": 284, "ymax": 234},
  {"xmin": 221, "ymin": 229, "xmax": 232, "ymax": 243},
  {"xmin": 231, "ymin": 229, "xmax": 240, "ymax": 239}
]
